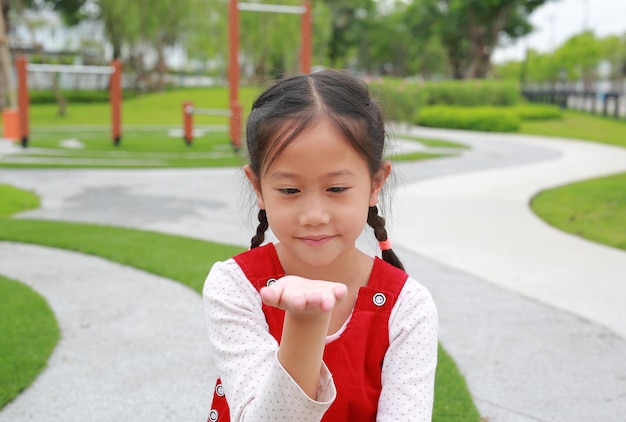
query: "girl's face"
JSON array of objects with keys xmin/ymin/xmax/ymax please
[{"xmin": 245, "ymin": 116, "xmax": 389, "ymax": 274}]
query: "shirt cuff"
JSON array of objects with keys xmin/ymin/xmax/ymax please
[{"xmin": 273, "ymin": 351, "xmax": 336, "ymax": 406}]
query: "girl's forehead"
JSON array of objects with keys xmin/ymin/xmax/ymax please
[{"xmin": 264, "ymin": 119, "xmax": 370, "ymax": 177}]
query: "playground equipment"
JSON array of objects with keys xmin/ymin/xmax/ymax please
[
  {"xmin": 183, "ymin": 0, "xmax": 312, "ymax": 149},
  {"xmin": 5, "ymin": 57, "xmax": 123, "ymax": 147}
]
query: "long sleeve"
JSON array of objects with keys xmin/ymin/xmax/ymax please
[
  {"xmin": 377, "ymin": 277, "xmax": 438, "ymax": 421},
  {"xmin": 203, "ymin": 259, "xmax": 336, "ymax": 421}
]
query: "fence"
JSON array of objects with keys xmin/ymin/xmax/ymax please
[{"xmin": 523, "ymin": 88, "xmax": 626, "ymax": 120}]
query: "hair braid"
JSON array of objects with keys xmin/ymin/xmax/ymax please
[
  {"xmin": 367, "ymin": 206, "xmax": 405, "ymax": 271},
  {"xmin": 250, "ymin": 209, "xmax": 269, "ymax": 249}
]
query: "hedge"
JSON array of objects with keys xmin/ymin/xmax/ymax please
[
  {"xmin": 416, "ymin": 106, "xmax": 521, "ymax": 132},
  {"xmin": 368, "ymin": 78, "xmax": 522, "ymax": 124}
]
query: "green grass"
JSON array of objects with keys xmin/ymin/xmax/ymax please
[
  {"xmin": 0, "ymin": 185, "xmax": 481, "ymax": 420},
  {"xmin": 0, "ymin": 275, "xmax": 60, "ymax": 409},
  {"xmin": 0, "ymin": 86, "xmax": 467, "ymax": 168},
  {"xmin": 26, "ymin": 86, "xmax": 262, "ymax": 126},
  {"xmin": 398, "ymin": 135, "xmax": 470, "ymax": 149},
  {"xmin": 530, "ymin": 173, "xmax": 626, "ymax": 251},
  {"xmin": 434, "ymin": 344, "xmax": 482, "ymax": 421},
  {"xmin": 0, "ymin": 185, "xmax": 39, "ymax": 217},
  {"xmin": 1, "ymin": 128, "xmax": 246, "ymax": 168},
  {"xmin": 521, "ymin": 109, "xmax": 626, "ymax": 149},
  {"xmin": 0, "ymin": 219, "xmax": 243, "ymax": 293},
  {"xmin": 521, "ymin": 109, "xmax": 626, "ymax": 252}
]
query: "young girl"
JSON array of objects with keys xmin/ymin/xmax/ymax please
[{"xmin": 203, "ymin": 69, "xmax": 438, "ymax": 421}]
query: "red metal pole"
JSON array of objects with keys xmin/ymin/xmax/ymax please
[
  {"xmin": 110, "ymin": 60, "xmax": 122, "ymax": 146},
  {"xmin": 16, "ymin": 57, "xmax": 29, "ymax": 147},
  {"xmin": 301, "ymin": 2, "xmax": 312, "ymax": 74},
  {"xmin": 229, "ymin": 0, "xmax": 242, "ymax": 150},
  {"xmin": 183, "ymin": 101, "xmax": 193, "ymax": 145}
]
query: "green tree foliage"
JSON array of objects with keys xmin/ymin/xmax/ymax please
[
  {"xmin": 497, "ymin": 30, "xmax": 626, "ymax": 92},
  {"xmin": 404, "ymin": 0, "xmax": 549, "ymax": 79},
  {"xmin": 553, "ymin": 31, "xmax": 603, "ymax": 90}
]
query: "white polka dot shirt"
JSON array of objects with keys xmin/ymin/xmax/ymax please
[{"xmin": 203, "ymin": 258, "xmax": 438, "ymax": 421}]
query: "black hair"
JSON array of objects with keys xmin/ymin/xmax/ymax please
[{"xmin": 246, "ymin": 69, "xmax": 404, "ymax": 271}]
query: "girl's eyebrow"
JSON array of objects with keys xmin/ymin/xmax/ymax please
[{"xmin": 268, "ymin": 169, "xmax": 356, "ymax": 180}]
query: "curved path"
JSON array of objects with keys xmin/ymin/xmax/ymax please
[{"xmin": 1, "ymin": 127, "xmax": 626, "ymax": 421}]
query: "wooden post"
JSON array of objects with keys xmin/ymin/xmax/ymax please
[
  {"xmin": 229, "ymin": 0, "xmax": 242, "ymax": 150},
  {"xmin": 300, "ymin": 2, "xmax": 312, "ymax": 74},
  {"xmin": 16, "ymin": 57, "xmax": 29, "ymax": 147},
  {"xmin": 110, "ymin": 60, "xmax": 122, "ymax": 145},
  {"xmin": 183, "ymin": 101, "xmax": 193, "ymax": 144}
]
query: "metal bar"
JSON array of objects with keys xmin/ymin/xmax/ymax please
[
  {"xmin": 238, "ymin": 2, "xmax": 305, "ymax": 14},
  {"xmin": 26, "ymin": 63, "xmax": 115, "ymax": 75}
]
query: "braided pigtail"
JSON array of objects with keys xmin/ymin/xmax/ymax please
[
  {"xmin": 367, "ymin": 206, "xmax": 405, "ymax": 271},
  {"xmin": 250, "ymin": 209, "xmax": 269, "ymax": 249}
]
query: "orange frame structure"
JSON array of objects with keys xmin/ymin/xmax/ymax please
[
  {"xmin": 15, "ymin": 57, "xmax": 123, "ymax": 147},
  {"xmin": 228, "ymin": 0, "xmax": 312, "ymax": 150}
]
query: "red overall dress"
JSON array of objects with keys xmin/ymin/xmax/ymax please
[{"xmin": 207, "ymin": 243, "xmax": 408, "ymax": 421}]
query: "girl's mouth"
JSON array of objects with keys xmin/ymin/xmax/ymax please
[{"xmin": 299, "ymin": 235, "xmax": 334, "ymax": 247}]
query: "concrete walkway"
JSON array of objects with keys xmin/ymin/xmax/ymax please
[{"xmin": 1, "ymin": 127, "xmax": 626, "ymax": 421}]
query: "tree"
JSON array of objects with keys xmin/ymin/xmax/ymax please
[
  {"xmin": 405, "ymin": 0, "xmax": 552, "ymax": 79},
  {"xmin": 553, "ymin": 31, "xmax": 603, "ymax": 91},
  {"xmin": 600, "ymin": 34, "xmax": 626, "ymax": 94},
  {"xmin": 313, "ymin": 0, "xmax": 376, "ymax": 69}
]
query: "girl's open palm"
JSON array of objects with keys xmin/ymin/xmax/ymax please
[{"xmin": 260, "ymin": 275, "xmax": 348, "ymax": 314}]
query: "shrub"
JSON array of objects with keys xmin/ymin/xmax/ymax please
[
  {"xmin": 423, "ymin": 79, "xmax": 520, "ymax": 107},
  {"xmin": 367, "ymin": 77, "xmax": 521, "ymax": 125},
  {"xmin": 416, "ymin": 106, "xmax": 521, "ymax": 132},
  {"xmin": 368, "ymin": 77, "xmax": 429, "ymax": 123},
  {"xmin": 515, "ymin": 104, "xmax": 562, "ymax": 121}
]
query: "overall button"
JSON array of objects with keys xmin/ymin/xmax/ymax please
[
  {"xmin": 215, "ymin": 383, "xmax": 225, "ymax": 397},
  {"xmin": 266, "ymin": 278, "xmax": 277, "ymax": 287},
  {"xmin": 373, "ymin": 293, "xmax": 386, "ymax": 306},
  {"xmin": 208, "ymin": 409, "xmax": 219, "ymax": 422}
]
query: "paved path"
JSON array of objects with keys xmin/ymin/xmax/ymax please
[
  {"xmin": 1, "ymin": 127, "xmax": 626, "ymax": 421},
  {"xmin": 0, "ymin": 243, "xmax": 214, "ymax": 421}
]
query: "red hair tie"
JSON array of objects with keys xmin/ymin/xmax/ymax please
[{"xmin": 378, "ymin": 239, "xmax": 392, "ymax": 251}]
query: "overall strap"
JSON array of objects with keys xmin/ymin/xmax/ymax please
[
  {"xmin": 234, "ymin": 243, "xmax": 285, "ymax": 291},
  {"xmin": 234, "ymin": 243, "xmax": 286, "ymax": 342}
]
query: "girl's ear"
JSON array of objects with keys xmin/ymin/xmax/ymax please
[
  {"xmin": 244, "ymin": 164, "xmax": 265, "ymax": 209},
  {"xmin": 369, "ymin": 160, "xmax": 391, "ymax": 207}
]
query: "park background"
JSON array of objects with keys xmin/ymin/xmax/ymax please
[{"xmin": 1, "ymin": 0, "xmax": 626, "ymax": 421}]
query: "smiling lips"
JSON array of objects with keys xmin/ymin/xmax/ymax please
[{"xmin": 299, "ymin": 235, "xmax": 335, "ymax": 247}]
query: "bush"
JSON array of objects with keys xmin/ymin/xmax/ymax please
[
  {"xmin": 368, "ymin": 77, "xmax": 429, "ymax": 123},
  {"xmin": 367, "ymin": 77, "xmax": 521, "ymax": 125},
  {"xmin": 423, "ymin": 79, "xmax": 520, "ymax": 107},
  {"xmin": 416, "ymin": 106, "xmax": 521, "ymax": 132},
  {"xmin": 515, "ymin": 104, "xmax": 562, "ymax": 121}
]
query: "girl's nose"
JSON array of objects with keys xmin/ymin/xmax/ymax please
[{"xmin": 298, "ymin": 195, "xmax": 331, "ymax": 226}]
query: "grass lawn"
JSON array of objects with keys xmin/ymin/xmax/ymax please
[
  {"xmin": 521, "ymin": 109, "xmax": 626, "ymax": 149},
  {"xmin": 0, "ymin": 184, "xmax": 482, "ymax": 421},
  {"xmin": 0, "ymin": 275, "xmax": 60, "ymax": 409},
  {"xmin": 521, "ymin": 109, "xmax": 626, "ymax": 252},
  {"xmin": 0, "ymin": 86, "xmax": 467, "ymax": 168},
  {"xmin": 530, "ymin": 173, "xmax": 626, "ymax": 251}
]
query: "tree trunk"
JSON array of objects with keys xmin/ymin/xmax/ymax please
[
  {"xmin": 51, "ymin": 73, "xmax": 67, "ymax": 116},
  {"xmin": 0, "ymin": 2, "xmax": 15, "ymax": 109}
]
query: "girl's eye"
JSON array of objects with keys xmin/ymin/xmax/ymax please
[
  {"xmin": 279, "ymin": 188, "xmax": 300, "ymax": 195},
  {"xmin": 328, "ymin": 186, "xmax": 348, "ymax": 193}
]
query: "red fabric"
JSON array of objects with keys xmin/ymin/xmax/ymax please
[{"xmin": 208, "ymin": 244, "xmax": 408, "ymax": 421}]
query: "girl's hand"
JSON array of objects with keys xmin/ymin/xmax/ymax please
[{"xmin": 260, "ymin": 275, "xmax": 348, "ymax": 314}]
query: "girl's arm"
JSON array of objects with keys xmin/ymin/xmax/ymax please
[
  {"xmin": 377, "ymin": 278, "xmax": 439, "ymax": 421},
  {"xmin": 260, "ymin": 275, "xmax": 347, "ymax": 399},
  {"xmin": 204, "ymin": 260, "xmax": 344, "ymax": 420}
]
